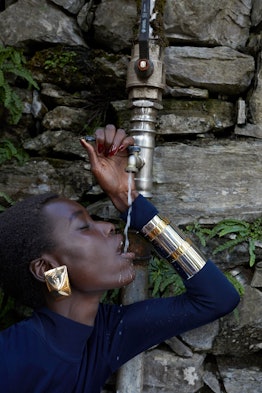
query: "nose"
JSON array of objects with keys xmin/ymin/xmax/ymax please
[{"xmin": 96, "ymin": 221, "xmax": 116, "ymax": 237}]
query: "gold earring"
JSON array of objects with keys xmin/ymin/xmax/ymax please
[{"xmin": 44, "ymin": 265, "xmax": 71, "ymax": 299}]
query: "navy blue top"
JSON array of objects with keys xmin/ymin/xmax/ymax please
[{"xmin": 0, "ymin": 195, "xmax": 240, "ymax": 393}]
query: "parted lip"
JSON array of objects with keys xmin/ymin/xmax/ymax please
[
  {"xmin": 115, "ymin": 235, "xmax": 135, "ymax": 259},
  {"xmin": 116, "ymin": 235, "xmax": 124, "ymax": 254}
]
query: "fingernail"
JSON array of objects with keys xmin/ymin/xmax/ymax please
[
  {"xmin": 98, "ymin": 143, "xmax": 104, "ymax": 154},
  {"xmin": 108, "ymin": 145, "xmax": 118, "ymax": 156},
  {"xmin": 119, "ymin": 144, "xmax": 125, "ymax": 152}
]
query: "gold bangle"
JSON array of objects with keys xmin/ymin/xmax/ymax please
[
  {"xmin": 142, "ymin": 215, "xmax": 206, "ymax": 279},
  {"xmin": 145, "ymin": 216, "xmax": 170, "ymax": 240}
]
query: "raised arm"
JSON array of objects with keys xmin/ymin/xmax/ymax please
[{"xmin": 80, "ymin": 124, "xmax": 240, "ymax": 368}]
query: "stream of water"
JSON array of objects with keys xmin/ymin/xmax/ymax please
[{"xmin": 123, "ymin": 172, "xmax": 133, "ymax": 253}]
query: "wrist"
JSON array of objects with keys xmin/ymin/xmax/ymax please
[{"xmin": 109, "ymin": 190, "xmax": 139, "ymax": 213}]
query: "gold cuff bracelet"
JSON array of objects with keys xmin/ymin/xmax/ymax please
[{"xmin": 141, "ymin": 215, "xmax": 206, "ymax": 279}]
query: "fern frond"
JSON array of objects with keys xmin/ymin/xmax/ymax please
[
  {"xmin": 213, "ymin": 236, "xmax": 246, "ymax": 254},
  {"xmin": 248, "ymin": 239, "xmax": 256, "ymax": 267},
  {"xmin": 0, "ymin": 45, "xmax": 39, "ymax": 124}
]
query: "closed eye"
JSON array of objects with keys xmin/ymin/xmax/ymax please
[{"xmin": 79, "ymin": 224, "xmax": 90, "ymax": 230}]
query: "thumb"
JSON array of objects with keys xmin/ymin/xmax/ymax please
[{"xmin": 80, "ymin": 139, "xmax": 99, "ymax": 169}]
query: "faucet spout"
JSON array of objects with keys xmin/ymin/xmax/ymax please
[{"xmin": 126, "ymin": 146, "xmax": 145, "ymax": 173}]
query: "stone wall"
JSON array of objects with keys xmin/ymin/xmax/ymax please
[{"xmin": 0, "ymin": 1, "xmax": 262, "ymax": 392}]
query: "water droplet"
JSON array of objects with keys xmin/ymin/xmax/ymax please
[
  {"xmin": 119, "ymin": 331, "xmax": 122, "ymax": 335},
  {"xmin": 116, "ymin": 356, "xmax": 119, "ymax": 361}
]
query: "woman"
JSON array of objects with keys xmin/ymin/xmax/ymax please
[{"xmin": 0, "ymin": 124, "xmax": 240, "ymax": 393}]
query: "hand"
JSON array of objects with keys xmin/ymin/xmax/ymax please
[{"xmin": 80, "ymin": 124, "xmax": 139, "ymax": 212}]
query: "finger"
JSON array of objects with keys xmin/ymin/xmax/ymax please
[
  {"xmin": 94, "ymin": 127, "xmax": 106, "ymax": 154},
  {"xmin": 111, "ymin": 128, "xmax": 126, "ymax": 147},
  {"xmin": 79, "ymin": 138, "xmax": 100, "ymax": 169},
  {"xmin": 95, "ymin": 124, "xmax": 117, "ymax": 155},
  {"xmin": 118, "ymin": 135, "xmax": 135, "ymax": 153},
  {"xmin": 104, "ymin": 124, "xmax": 117, "ymax": 155}
]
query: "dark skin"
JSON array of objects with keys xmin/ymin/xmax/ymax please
[{"xmin": 29, "ymin": 125, "xmax": 139, "ymax": 326}]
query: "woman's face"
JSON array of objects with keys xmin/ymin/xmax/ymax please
[{"xmin": 42, "ymin": 198, "xmax": 135, "ymax": 294}]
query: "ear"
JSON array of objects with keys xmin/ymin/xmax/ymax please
[{"xmin": 29, "ymin": 257, "xmax": 58, "ymax": 283}]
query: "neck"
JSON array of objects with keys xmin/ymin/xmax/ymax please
[{"xmin": 45, "ymin": 292, "xmax": 102, "ymax": 326}]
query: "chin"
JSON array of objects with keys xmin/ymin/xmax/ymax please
[
  {"xmin": 118, "ymin": 267, "xmax": 136, "ymax": 288},
  {"xmin": 125, "ymin": 267, "xmax": 136, "ymax": 285}
]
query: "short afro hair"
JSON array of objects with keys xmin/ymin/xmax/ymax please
[{"xmin": 0, "ymin": 192, "xmax": 60, "ymax": 309}]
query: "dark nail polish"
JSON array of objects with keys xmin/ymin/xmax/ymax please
[
  {"xmin": 98, "ymin": 143, "xmax": 104, "ymax": 153},
  {"xmin": 108, "ymin": 144, "xmax": 118, "ymax": 156}
]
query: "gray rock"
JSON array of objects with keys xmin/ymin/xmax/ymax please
[
  {"xmin": 217, "ymin": 355, "xmax": 262, "ymax": 393},
  {"xmin": 213, "ymin": 286, "xmax": 262, "ymax": 356},
  {"xmin": 180, "ymin": 321, "xmax": 220, "ymax": 351},
  {"xmin": 165, "ymin": 46, "xmax": 255, "ymax": 95},
  {"xmin": 143, "ymin": 349, "xmax": 205, "ymax": 393},
  {"xmin": 158, "ymin": 99, "xmax": 235, "ymax": 135},
  {"xmin": 0, "ymin": 0, "xmax": 86, "ymax": 48},
  {"xmin": 164, "ymin": 0, "xmax": 251, "ymax": 49},
  {"xmin": 93, "ymin": 0, "xmax": 137, "ymax": 52},
  {"xmin": 51, "ymin": 0, "xmax": 85, "ymax": 15},
  {"xmin": 165, "ymin": 336, "xmax": 193, "ymax": 358},
  {"xmin": 0, "ymin": 158, "xmax": 93, "ymax": 201},
  {"xmin": 42, "ymin": 106, "xmax": 90, "ymax": 132},
  {"xmin": 77, "ymin": 1, "xmax": 95, "ymax": 32},
  {"xmin": 152, "ymin": 140, "xmax": 262, "ymax": 225},
  {"xmin": 202, "ymin": 370, "xmax": 222, "ymax": 393},
  {"xmin": 23, "ymin": 130, "xmax": 86, "ymax": 158},
  {"xmin": 235, "ymin": 124, "xmax": 262, "ymax": 139},
  {"xmin": 251, "ymin": 0, "xmax": 262, "ymax": 27},
  {"xmin": 249, "ymin": 65, "xmax": 262, "ymax": 125}
]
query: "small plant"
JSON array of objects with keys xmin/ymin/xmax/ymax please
[
  {"xmin": 43, "ymin": 50, "xmax": 77, "ymax": 72},
  {"xmin": 224, "ymin": 271, "xmax": 245, "ymax": 297},
  {"xmin": 149, "ymin": 254, "xmax": 244, "ymax": 298},
  {"xmin": 149, "ymin": 256, "xmax": 186, "ymax": 297},
  {"xmin": 0, "ymin": 192, "xmax": 14, "ymax": 212},
  {"xmin": 187, "ymin": 218, "xmax": 262, "ymax": 267},
  {"xmin": 0, "ymin": 138, "xmax": 29, "ymax": 166},
  {"xmin": 0, "ymin": 45, "xmax": 39, "ymax": 124},
  {"xmin": 100, "ymin": 288, "xmax": 121, "ymax": 304}
]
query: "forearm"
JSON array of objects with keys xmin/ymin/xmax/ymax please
[
  {"xmin": 121, "ymin": 194, "xmax": 206, "ymax": 280},
  {"xmin": 121, "ymin": 194, "xmax": 240, "ymax": 312},
  {"xmin": 112, "ymin": 259, "xmax": 239, "ymax": 370}
]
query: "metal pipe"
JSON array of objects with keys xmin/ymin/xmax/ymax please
[
  {"xmin": 116, "ymin": 232, "xmax": 152, "ymax": 393},
  {"xmin": 126, "ymin": 0, "xmax": 165, "ymax": 197},
  {"xmin": 116, "ymin": 2, "xmax": 166, "ymax": 392}
]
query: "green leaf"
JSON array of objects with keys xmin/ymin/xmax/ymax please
[
  {"xmin": 0, "ymin": 45, "xmax": 38, "ymax": 124},
  {"xmin": 248, "ymin": 239, "xmax": 256, "ymax": 267},
  {"xmin": 224, "ymin": 272, "xmax": 245, "ymax": 296},
  {"xmin": 213, "ymin": 237, "xmax": 246, "ymax": 254},
  {"xmin": 218, "ymin": 225, "xmax": 249, "ymax": 237}
]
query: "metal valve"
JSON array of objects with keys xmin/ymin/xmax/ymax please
[{"xmin": 126, "ymin": 145, "xmax": 145, "ymax": 173}]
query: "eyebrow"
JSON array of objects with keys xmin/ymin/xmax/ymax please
[{"xmin": 69, "ymin": 210, "xmax": 86, "ymax": 222}]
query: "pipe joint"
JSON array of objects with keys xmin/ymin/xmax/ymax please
[{"xmin": 126, "ymin": 42, "xmax": 165, "ymax": 98}]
